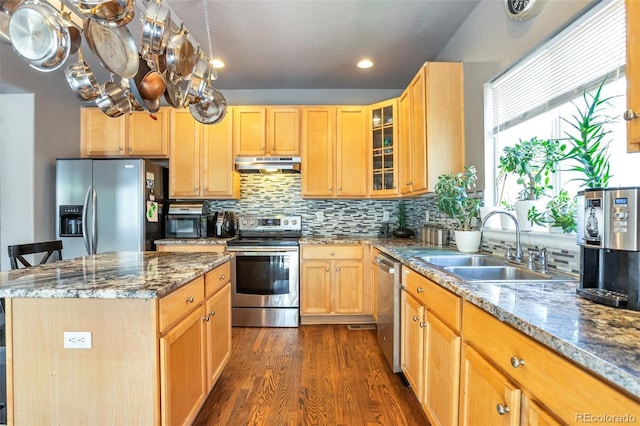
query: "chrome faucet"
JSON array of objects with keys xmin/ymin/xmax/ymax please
[
  {"xmin": 480, "ymin": 210, "xmax": 524, "ymax": 263},
  {"xmin": 527, "ymin": 246, "xmax": 548, "ymax": 272}
]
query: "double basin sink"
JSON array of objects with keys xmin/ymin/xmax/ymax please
[{"xmin": 403, "ymin": 250, "xmax": 576, "ymax": 283}]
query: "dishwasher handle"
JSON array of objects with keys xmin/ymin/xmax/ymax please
[{"xmin": 375, "ymin": 255, "xmax": 396, "ymax": 274}]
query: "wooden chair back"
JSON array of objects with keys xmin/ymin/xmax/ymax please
[{"xmin": 8, "ymin": 240, "xmax": 63, "ymax": 270}]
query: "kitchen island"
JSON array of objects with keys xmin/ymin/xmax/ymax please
[{"xmin": 0, "ymin": 251, "xmax": 233, "ymax": 425}]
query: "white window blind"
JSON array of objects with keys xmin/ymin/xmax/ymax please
[{"xmin": 491, "ymin": 0, "xmax": 626, "ymax": 133}]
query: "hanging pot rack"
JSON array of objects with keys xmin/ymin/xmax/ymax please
[{"xmin": 1, "ymin": 0, "xmax": 225, "ymax": 123}]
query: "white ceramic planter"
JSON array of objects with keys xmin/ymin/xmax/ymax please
[
  {"xmin": 515, "ymin": 199, "xmax": 548, "ymax": 232},
  {"xmin": 455, "ymin": 230, "xmax": 482, "ymax": 253}
]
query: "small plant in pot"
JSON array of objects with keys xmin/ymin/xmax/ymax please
[
  {"xmin": 434, "ymin": 166, "xmax": 481, "ymax": 253},
  {"xmin": 528, "ymin": 189, "xmax": 578, "ymax": 233},
  {"xmin": 392, "ymin": 200, "xmax": 415, "ymax": 238},
  {"xmin": 498, "ymin": 136, "xmax": 565, "ymax": 231}
]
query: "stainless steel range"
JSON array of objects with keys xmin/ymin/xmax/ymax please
[{"xmin": 226, "ymin": 215, "xmax": 301, "ymax": 327}]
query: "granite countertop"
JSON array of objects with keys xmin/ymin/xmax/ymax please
[
  {"xmin": 155, "ymin": 237, "xmax": 233, "ymax": 245},
  {"xmin": 367, "ymin": 240, "xmax": 640, "ymax": 400},
  {"xmin": 0, "ymin": 251, "xmax": 232, "ymax": 299}
]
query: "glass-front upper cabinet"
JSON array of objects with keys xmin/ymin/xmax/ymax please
[{"xmin": 370, "ymin": 99, "xmax": 398, "ymax": 197}]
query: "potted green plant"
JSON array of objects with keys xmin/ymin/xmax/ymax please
[
  {"xmin": 392, "ymin": 200, "xmax": 415, "ymax": 238},
  {"xmin": 434, "ymin": 166, "xmax": 481, "ymax": 252},
  {"xmin": 498, "ymin": 136, "xmax": 565, "ymax": 231},
  {"xmin": 528, "ymin": 189, "xmax": 578, "ymax": 233},
  {"xmin": 560, "ymin": 79, "xmax": 614, "ymax": 188}
]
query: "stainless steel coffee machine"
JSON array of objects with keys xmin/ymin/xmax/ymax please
[{"xmin": 577, "ymin": 187, "xmax": 640, "ymax": 310}]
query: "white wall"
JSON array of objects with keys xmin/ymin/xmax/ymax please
[
  {"xmin": 436, "ymin": 0, "xmax": 598, "ymax": 191},
  {"xmin": 0, "ymin": 44, "xmax": 82, "ymax": 270}
]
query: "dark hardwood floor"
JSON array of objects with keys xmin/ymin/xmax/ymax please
[{"xmin": 193, "ymin": 325, "xmax": 430, "ymax": 426}]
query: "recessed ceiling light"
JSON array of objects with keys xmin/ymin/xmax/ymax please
[
  {"xmin": 212, "ymin": 59, "xmax": 225, "ymax": 69},
  {"xmin": 357, "ymin": 59, "xmax": 374, "ymax": 69}
]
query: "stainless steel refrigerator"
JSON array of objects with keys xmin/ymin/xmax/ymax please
[{"xmin": 55, "ymin": 158, "xmax": 166, "ymax": 259}]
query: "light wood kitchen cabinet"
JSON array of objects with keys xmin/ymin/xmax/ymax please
[
  {"xmin": 461, "ymin": 301, "xmax": 640, "ymax": 424},
  {"xmin": 401, "ymin": 266, "xmax": 462, "ymax": 425},
  {"xmin": 81, "ymin": 107, "xmax": 169, "ymax": 158},
  {"xmin": 301, "ymin": 106, "xmax": 368, "ymax": 198},
  {"xmin": 300, "ymin": 244, "xmax": 370, "ymax": 323},
  {"xmin": 169, "ymin": 108, "xmax": 239, "ymax": 199},
  {"xmin": 398, "ymin": 62, "xmax": 465, "ymax": 194},
  {"xmin": 6, "ymin": 263, "xmax": 232, "ymax": 426},
  {"xmin": 626, "ymin": 0, "xmax": 640, "ymax": 152},
  {"xmin": 459, "ymin": 343, "xmax": 521, "ymax": 426},
  {"xmin": 370, "ymin": 99, "xmax": 399, "ymax": 197},
  {"xmin": 233, "ymin": 106, "xmax": 300, "ymax": 156}
]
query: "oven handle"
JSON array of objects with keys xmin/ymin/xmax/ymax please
[{"xmin": 227, "ymin": 247, "xmax": 299, "ymax": 254}]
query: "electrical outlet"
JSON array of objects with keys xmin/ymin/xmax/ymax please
[
  {"xmin": 64, "ymin": 331, "xmax": 92, "ymax": 349},
  {"xmin": 316, "ymin": 211, "xmax": 324, "ymax": 222},
  {"xmin": 383, "ymin": 211, "xmax": 390, "ymax": 221}
]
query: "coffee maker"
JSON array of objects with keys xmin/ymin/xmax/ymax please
[{"xmin": 577, "ymin": 187, "xmax": 640, "ymax": 310}]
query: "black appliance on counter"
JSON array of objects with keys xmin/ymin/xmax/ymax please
[
  {"xmin": 577, "ymin": 187, "xmax": 640, "ymax": 310},
  {"xmin": 226, "ymin": 215, "xmax": 302, "ymax": 327},
  {"xmin": 164, "ymin": 202, "xmax": 216, "ymax": 239},
  {"xmin": 213, "ymin": 211, "xmax": 236, "ymax": 237}
]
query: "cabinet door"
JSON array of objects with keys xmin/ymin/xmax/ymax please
[
  {"xmin": 370, "ymin": 99, "xmax": 398, "ymax": 197},
  {"xmin": 336, "ymin": 107, "xmax": 368, "ymax": 197},
  {"xmin": 202, "ymin": 108, "xmax": 239, "ymax": 199},
  {"xmin": 233, "ymin": 107, "xmax": 267, "ymax": 155},
  {"xmin": 398, "ymin": 88, "xmax": 413, "ymax": 195},
  {"xmin": 425, "ymin": 62, "xmax": 465, "ymax": 191},
  {"xmin": 626, "ymin": 0, "xmax": 640, "ymax": 152},
  {"xmin": 409, "ymin": 65, "xmax": 427, "ymax": 193},
  {"xmin": 204, "ymin": 284, "xmax": 231, "ymax": 390},
  {"xmin": 333, "ymin": 260, "xmax": 364, "ymax": 313},
  {"xmin": 459, "ymin": 344, "xmax": 521, "ymax": 426},
  {"xmin": 301, "ymin": 107, "xmax": 335, "ymax": 197},
  {"xmin": 81, "ymin": 108, "xmax": 127, "ymax": 157},
  {"xmin": 170, "ymin": 110, "xmax": 201, "ymax": 198},
  {"xmin": 423, "ymin": 312, "xmax": 461, "ymax": 426},
  {"xmin": 521, "ymin": 397, "xmax": 561, "ymax": 426},
  {"xmin": 160, "ymin": 307, "xmax": 207, "ymax": 426},
  {"xmin": 127, "ymin": 108, "xmax": 169, "ymax": 157},
  {"xmin": 401, "ymin": 290, "xmax": 425, "ymax": 401},
  {"xmin": 301, "ymin": 260, "xmax": 332, "ymax": 314},
  {"xmin": 269, "ymin": 107, "xmax": 300, "ymax": 155}
]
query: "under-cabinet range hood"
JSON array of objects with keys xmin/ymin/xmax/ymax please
[{"xmin": 234, "ymin": 156, "xmax": 301, "ymax": 173}]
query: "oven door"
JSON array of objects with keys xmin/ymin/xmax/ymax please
[
  {"xmin": 165, "ymin": 214, "xmax": 203, "ymax": 239},
  {"xmin": 228, "ymin": 246, "xmax": 299, "ymax": 308}
]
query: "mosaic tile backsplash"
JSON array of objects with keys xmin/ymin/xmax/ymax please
[{"xmin": 203, "ymin": 173, "xmax": 581, "ymax": 274}]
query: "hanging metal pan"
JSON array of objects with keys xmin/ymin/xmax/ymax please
[
  {"xmin": 9, "ymin": 0, "xmax": 71, "ymax": 72},
  {"xmin": 140, "ymin": 0, "xmax": 170, "ymax": 60},
  {"xmin": 189, "ymin": 86, "xmax": 227, "ymax": 125},
  {"xmin": 84, "ymin": 17, "xmax": 138, "ymax": 78},
  {"xmin": 70, "ymin": 0, "xmax": 134, "ymax": 28},
  {"xmin": 64, "ymin": 48, "xmax": 101, "ymax": 101},
  {"xmin": 0, "ymin": 8, "xmax": 10, "ymax": 44},
  {"xmin": 165, "ymin": 24, "xmax": 197, "ymax": 80},
  {"xmin": 129, "ymin": 55, "xmax": 163, "ymax": 113}
]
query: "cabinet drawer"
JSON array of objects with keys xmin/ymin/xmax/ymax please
[
  {"xmin": 462, "ymin": 301, "xmax": 639, "ymax": 422},
  {"xmin": 402, "ymin": 267, "xmax": 461, "ymax": 332},
  {"xmin": 205, "ymin": 262, "xmax": 231, "ymax": 297},
  {"xmin": 302, "ymin": 245, "xmax": 363, "ymax": 260},
  {"xmin": 159, "ymin": 276, "xmax": 205, "ymax": 333}
]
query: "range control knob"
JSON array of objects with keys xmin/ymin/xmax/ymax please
[
  {"xmin": 292, "ymin": 219, "xmax": 297, "ymax": 225},
  {"xmin": 241, "ymin": 219, "xmax": 248, "ymax": 225},
  {"xmin": 284, "ymin": 219, "xmax": 289, "ymax": 225}
]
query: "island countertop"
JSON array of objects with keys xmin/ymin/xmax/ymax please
[{"xmin": 0, "ymin": 251, "xmax": 232, "ymax": 299}]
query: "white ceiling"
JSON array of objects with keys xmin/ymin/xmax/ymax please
[{"xmin": 162, "ymin": 0, "xmax": 481, "ymax": 91}]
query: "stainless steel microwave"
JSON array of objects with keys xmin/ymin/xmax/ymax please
[{"xmin": 164, "ymin": 203, "xmax": 215, "ymax": 239}]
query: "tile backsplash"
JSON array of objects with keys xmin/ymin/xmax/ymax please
[{"xmin": 203, "ymin": 173, "xmax": 580, "ymax": 274}]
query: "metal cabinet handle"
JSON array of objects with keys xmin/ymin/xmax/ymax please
[
  {"xmin": 186, "ymin": 296, "xmax": 195, "ymax": 303},
  {"xmin": 338, "ymin": 187, "xmax": 342, "ymax": 191},
  {"xmin": 496, "ymin": 403, "xmax": 510, "ymax": 415},
  {"xmin": 510, "ymin": 356, "xmax": 525, "ymax": 368},
  {"xmin": 193, "ymin": 187, "xmax": 198, "ymax": 192},
  {"xmin": 119, "ymin": 146, "xmax": 124, "ymax": 151},
  {"xmin": 127, "ymin": 146, "xmax": 132, "ymax": 151},
  {"xmin": 209, "ymin": 310, "xmax": 216, "ymax": 317},
  {"xmin": 220, "ymin": 275, "xmax": 226, "ymax": 280},
  {"xmin": 623, "ymin": 109, "xmax": 639, "ymax": 121},
  {"xmin": 328, "ymin": 186, "xmax": 333, "ymax": 191},
  {"xmin": 325, "ymin": 267, "xmax": 330, "ymax": 271},
  {"xmin": 412, "ymin": 315, "xmax": 420, "ymax": 322},
  {"xmin": 419, "ymin": 322, "xmax": 426, "ymax": 328},
  {"xmin": 417, "ymin": 287, "xmax": 424, "ymax": 293},
  {"xmin": 203, "ymin": 315, "xmax": 210, "ymax": 322},
  {"xmin": 330, "ymin": 251, "xmax": 335, "ymax": 255},
  {"xmin": 203, "ymin": 187, "xmax": 208, "ymax": 191},
  {"xmin": 335, "ymin": 267, "xmax": 341, "ymax": 272}
]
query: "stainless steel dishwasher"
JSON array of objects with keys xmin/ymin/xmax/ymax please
[{"xmin": 375, "ymin": 252, "xmax": 402, "ymax": 373}]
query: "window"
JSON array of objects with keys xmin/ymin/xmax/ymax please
[{"xmin": 485, "ymin": 0, "xmax": 638, "ymax": 211}]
